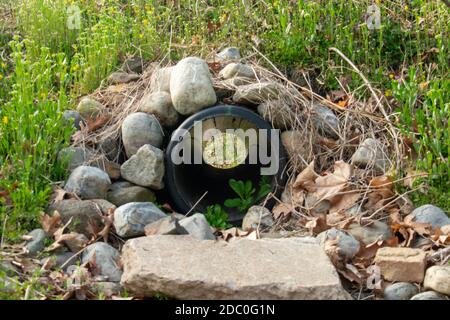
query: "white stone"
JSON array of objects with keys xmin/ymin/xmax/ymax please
[
  {"xmin": 121, "ymin": 112, "xmax": 163, "ymax": 157},
  {"xmin": 170, "ymin": 57, "xmax": 217, "ymax": 115},
  {"xmin": 120, "ymin": 144, "xmax": 165, "ymax": 190}
]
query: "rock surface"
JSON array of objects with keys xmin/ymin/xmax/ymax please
[
  {"xmin": 121, "ymin": 56, "xmax": 144, "ymax": 74},
  {"xmin": 107, "ymin": 183, "xmax": 155, "ymax": 207},
  {"xmin": 281, "ymin": 130, "xmax": 313, "ymax": 163},
  {"xmin": 121, "ymin": 112, "xmax": 163, "ymax": 157},
  {"xmin": 170, "ymin": 57, "xmax": 217, "ymax": 115},
  {"xmin": 108, "ymin": 71, "xmax": 140, "ymax": 84},
  {"xmin": 219, "ymin": 63, "xmax": 255, "ymax": 79},
  {"xmin": 76, "ymin": 97, "xmax": 105, "ymax": 120},
  {"xmin": 409, "ymin": 205, "xmax": 450, "ymax": 229},
  {"xmin": 423, "ymin": 266, "xmax": 450, "ymax": 296},
  {"xmin": 258, "ymin": 100, "xmax": 295, "ymax": 130},
  {"xmin": 82, "ymin": 242, "xmax": 122, "ymax": 282},
  {"xmin": 150, "ymin": 66, "xmax": 173, "ymax": 93},
  {"xmin": 216, "ymin": 47, "xmax": 241, "ymax": 61},
  {"xmin": 242, "ymin": 206, "xmax": 274, "ymax": 231},
  {"xmin": 374, "ymin": 247, "xmax": 426, "ymax": 283},
  {"xmin": 410, "ymin": 291, "xmax": 449, "ymax": 300},
  {"xmin": 64, "ymin": 233, "xmax": 89, "ymax": 253},
  {"xmin": 64, "ymin": 166, "xmax": 111, "ymax": 199},
  {"xmin": 351, "ymin": 138, "xmax": 390, "ymax": 173},
  {"xmin": 113, "ymin": 202, "xmax": 166, "ymax": 238},
  {"xmin": 144, "ymin": 214, "xmax": 184, "ymax": 236},
  {"xmin": 316, "ymin": 228, "xmax": 360, "ymax": 259},
  {"xmin": 25, "ymin": 229, "xmax": 48, "ymax": 256},
  {"xmin": 311, "ymin": 103, "xmax": 340, "ymax": 139},
  {"xmin": 383, "ymin": 282, "xmax": 418, "ymax": 300},
  {"xmin": 62, "ymin": 110, "xmax": 84, "ymax": 130},
  {"xmin": 48, "ymin": 200, "xmax": 104, "ymax": 237},
  {"xmin": 120, "ymin": 144, "xmax": 165, "ymax": 189},
  {"xmin": 120, "ymin": 235, "xmax": 351, "ymax": 299},
  {"xmin": 138, "ymin": 91, "xmax": 179, "ymax": 127},
  {"xmin": 233, "ymin": 82, "xmax": 281, "ymax": 105},
  {"xmin": 347, "ymin": 221, "xmax": 393, "ymax": 245},
  {"xmin": 177, "ymin": 213, "xmax": 215, "ymax": 240},
  {"xmin": 41, "ymin": 252, "xmax": 79, "ymax": 271}
]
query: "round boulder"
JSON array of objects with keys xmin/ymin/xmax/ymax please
[
  {"xmin": 113, "ymin": 202, "xmax": 167, "ymax": 238},
  {"xmin": 170, "ymin": 57, "xmax": 217, "ymax": 115},
  {"xmin": 64, "ymin": 166, "xmax": 111, "ymax": 199},
  {"xmin": 121, "ymin": 112, "xmax": 163, "ymax": 157}
]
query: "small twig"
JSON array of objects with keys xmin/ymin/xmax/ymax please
[{"xmin": 185, "ymin": 191, "xmax": 208, "ymax": 216}]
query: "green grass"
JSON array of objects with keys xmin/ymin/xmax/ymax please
[{"xmin": 0, "ymin": 0, "xmax": 449, "ymax": 241}]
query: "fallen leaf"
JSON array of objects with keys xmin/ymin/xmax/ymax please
[
  {"xmin": 308, "ymin": 161, "xmax": 353, "ymax": 201},
  {"xmin": 305, "ymin": 213, "xmax": 329, "ymax": 235},
  {"xmin": 40, "ymin": 211, "xmax": 62, "ymax": 236},
  {"xmin": 323, "ymin": 237, "xmax": 342, "ymax": 267},
  {"xmin": 292, "ymin": 161, "xmax": 317, "ymax": 189},
  {"xmin": 272, "ymin": 202, "xmax": 293, "ymax": 220},
  {"xmin": 86, "ymin": 114, "xmax": 111, "ymax": 132},
  {"xmin": 329, "ymin": 191, "xmax": 360, "ymax": 214},
  {"xmin": 338, "ymin": 263, "xmax": 364, "ymax": 285}
]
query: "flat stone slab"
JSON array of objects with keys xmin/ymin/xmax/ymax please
[{"xmin": 121, "ymin": 235, "xmax": 350, "ymax": 300}]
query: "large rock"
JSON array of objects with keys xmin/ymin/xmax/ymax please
[
  {"xmin": 219, "ymin": 63, "xmax": 255, "ymax": 80},
  {"xmin": 64, "ymin": 166, "xmax": 111, "ymax": 200},
  {"xmin": 107, "ymin": 183, "xmax": 155, "ymax": 207},
  {"xmin": 351, "ymin": 138, "xmax": 390, "ymax": 173},
  {"xmin": 76, "ymin": 97, "xmax": 105, "ymax": 120},
  {"xmin": 347, "ymin": 221, "xmax": 392, "ymax": 245},
  {"xmin": 25, "ymin": 229, "xmax": 48, "ymax": 256},
  {"xmin": 177, "ymin": 213, "xmax": 215, "ymax": 240},
  {"xmin": 316, "ymin": 228, "xmax": 360, "ymax": 259},
  {"xmin": 113, "ymin": 202, "xmax": 166, "ymax": 238},
  {"xmin": 216, "ymin": 47, "xmax": 241, "ymax": 61},
  {"xmin": 82, "ymin": 242, "xmax": 122, "ymax": 282},
  {"xmin": 242, "ymin": 206, "xmax": 274, "ymax": 231},
  {"xmin": 120, "ymin": 144, "xmax": 165, "ymax": 189},
  {"xmin": 48, "ymin": 200, "xmax": 104, "ymax": 237},
  {"xmin": 311, "ymin": 103, "xmax": 340, "ymax": 139},
  {"xmin": 374, "ymin": 247, "xmax": 426, "ymax": 283},
  {"xmin": 120, "ymin": 236, "xmax": 351, "ymax": 299},
  {"xmin": 138, "ymin": 91, "xmax": 179, "ymax": 127},
  {"xmin": 423, "ymin": 266, "xmax": 450, "ymax": 296},
  {"xmin": 233, "ymin": 82, "xmax": 281, "ymax": 105},
  {"xmin": 383, "ymin": 282, "xmax": 419, "ymax": 300},
  {"xmin": 170, "ymin": 57, "xmax": 217, "ymax": 115},
  {"xmin": 121, "ymin": 112, "xmax": 163, "ymax": 157},
  {"xmin": 409, "ymin": 205, "xmax": 450, "ymax": 229},
  {"xmin": 150, "ymin": 66, "xmax": 173, "ymax": 93}
]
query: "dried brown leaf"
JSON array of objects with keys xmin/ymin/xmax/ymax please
[
  {"xmin": 292, "ymin": 161, "xmax": 317, "ymax": 189},
  {"xmin": 40, "ymin": 211, "xmax": 62, "ymax": 236}
]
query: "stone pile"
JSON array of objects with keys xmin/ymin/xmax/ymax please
[{"xmin": 21, "ymin": 48, "xmax": 449, "ymax": 300}]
